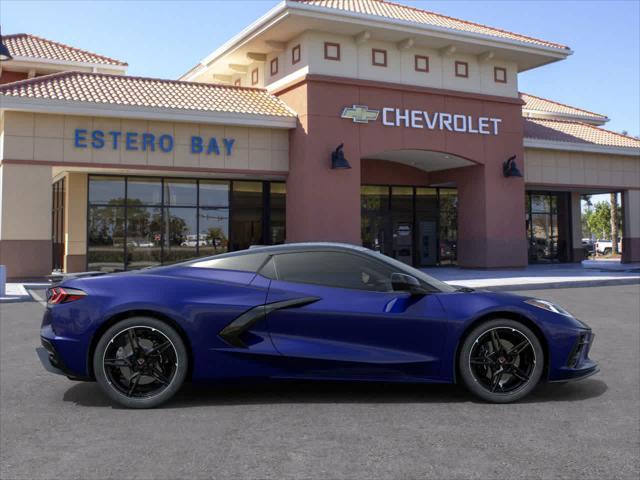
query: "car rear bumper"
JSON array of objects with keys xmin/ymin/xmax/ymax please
[{"xmin": 38, "ymin": 325, "xmax": 91, "ymax": 380}]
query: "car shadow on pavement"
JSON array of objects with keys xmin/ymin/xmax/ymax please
[{"xmin": 62, "ymin": 378, "xmax": 608, "ymax": 409}]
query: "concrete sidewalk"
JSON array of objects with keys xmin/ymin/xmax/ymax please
[{"xmin": 423, "ymin": 263, "xmax": 640, "ymax": 290}]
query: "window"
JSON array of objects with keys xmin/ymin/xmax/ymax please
[
  {"xmin": 230, "ymin": 181, "xmax": 263, "ymax": 251},
  {"xmin": 372, "ymin": 48, "xmax": 387, "ymax": 67},
  {"xmin": 455, "ymin": 61, "xmax": 468, "ymax": 78},
  {"xmin": 494, "ymin": 66, "xmax": 507, "ymax": 83},
  {"xmin": 324, "ymin": 42, "xmax": 340, "ymax": 61},
  {"xmin": 273, "ymin": 251, "xmax": 394, "ymax": 292},
  {"xmin": 414, "ymin": 55, "xmax": 429, "ymax": 73},
  {"xmin": 270, "ymin": 57, "xmax": 279, "ymax": 76},
  {"xmin": 234, "ymin": 78, "xmax": 241, "ymax": 87},
  {"xmin": 190, "ymin": 251, "xmax": 270, "ymax": 272},
  {"xmin": 251, "ymin": 68, "xmax": 259, "ymax": 85},
  {"xmin": 87, "ymin": 176, "xmax": 284, "ymax": 272},
  {"xmin": 292, "ymin": 44, "xmax": 301, "ymax": 65}
]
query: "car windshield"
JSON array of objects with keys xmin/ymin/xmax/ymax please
[{"xmin": 365, "ymin": 249, "xmax": 458, "ymax": 293}]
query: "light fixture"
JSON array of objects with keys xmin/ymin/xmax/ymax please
[
  {"xmin": 502, "ymin": 155, "xmax": 522, "ymax": 178},
  {"xmin": 331, "ymin": 143, "xmax": 351, "ymax": 169},
  {"xmin": 0, "ymin": 27, "xmax": 13, "ymax": 62}
]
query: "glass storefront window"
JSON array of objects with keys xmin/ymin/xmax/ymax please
[
  {"xmin": 89, "ymin": 176, "xmax": 125, "ymax": 205},
  {"xmin": 163, "ymin": 208, "xmax": 199, "ymax": 263},
  {"xmin": 199, "ymin": 208, "xmax": 229, "ymax": 257},
  {"xmin": 164, "ymin": 179, "xmax": 197, "ymax": 207},
  {"xmin": 200, "ymin": 180, "xmax": 230, "ymax": 207},
  {"xmin": 88, "ymin": 205, "xmax": 125, "ymax": 272},
  {"xmin": 438, "ymin": 189, "xmax": 458, "ymax": 265},
  {"xmin": 126, "ymin": 206, "xmax": 163, "ymax": 269},
  {"xmin": 127, "ymin": 177, "xmax": 162, "ymax": 206},
  {"xmin": 270, "ymin": 183, "xmax": 286, "ymax": 245},
  {"xmin": 87, "ymin": 176, "xmax": 283, "ymax": 272}
]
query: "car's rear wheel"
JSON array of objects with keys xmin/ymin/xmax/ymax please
[
  {"xmin": 93, "ymin": 317, "xmax": 188, "ymax": 409},
  {"xmin": 459, "ymin": 319, "xmax": 544, "ymax": 403}
]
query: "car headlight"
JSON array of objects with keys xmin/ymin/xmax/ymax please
[{"xmin": 524, "ymin": 298, "xmax": 573, "ymax": 317}]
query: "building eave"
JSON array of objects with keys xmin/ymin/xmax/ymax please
[
  {"xmin": 522, "ymin": 110, "xmax": 609, "ymax": 126},
  {"xmin": 180, "ymin": 0, "xmax": 571, "ymax": 81},
  {"xmin": 0, "ymin": 96, "xmax": 297, "ymax": 129},
  {"xmin": 4, "ymin": 55, "xmax": 128, "ymax": 72}
]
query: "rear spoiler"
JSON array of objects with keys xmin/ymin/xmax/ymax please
[{"xmin": 48, "ymin": 271, "xmax": 107, "ymax": 285}]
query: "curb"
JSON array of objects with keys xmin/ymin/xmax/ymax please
[{"xmin": 478, "ymin": 278, "xmax": 640, "ymax": 292}]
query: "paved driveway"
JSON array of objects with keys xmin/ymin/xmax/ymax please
[{"xmin": 1, "ymin": 285, "xmax": 639, "ymax": 479}]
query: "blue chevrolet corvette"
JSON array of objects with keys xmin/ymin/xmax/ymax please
[{"xmin": 37, "ymin": 243, "xmax": 598, "ymax": 408}]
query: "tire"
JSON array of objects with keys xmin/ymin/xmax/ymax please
[
  {"xmin": 459, "ymin": 319, "xmax": 544, "ymax": 403},
  {"xmin": 603, "ymin": 248, "xmax": 612, "ymax": 256},
  {"xmin": 93, "ymin": 316, "xmax": 188, "ymax": 409}
]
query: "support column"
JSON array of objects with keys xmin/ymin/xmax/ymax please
[
  {"xmin": 279, "ymin": 83, "xmax": 362, "ymax": 245},
  {"xmin": 0, "ymin": 163, "xmax": 53, "ymax": 279},
  {"xmin": 454, "ymin": 164, "xmax": 528, "ymax": 268},
  {"xmin": 622, "ymin": 189, "xmax": 640, "ymax": 263},
  {"xmin": 64, "ymin": 172, "xmax": 88, "ymax": 273},
  {"xmin": 570, "ymin": 192, "xmax": 585, "ymax": 262}
]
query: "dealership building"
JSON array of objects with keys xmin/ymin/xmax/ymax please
[{"xmin": 1, "ymin": 0, "xmax": 639, "ymax": 279}]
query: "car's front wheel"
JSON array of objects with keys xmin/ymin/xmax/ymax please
[
  {"xmin": 93, "ymin": 317, "xmax": 188, "ymax": 408},
  {"xmin": 459, "ymin": 319, "xmax": 544, "ymax": 403}
]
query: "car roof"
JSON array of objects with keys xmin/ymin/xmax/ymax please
[{"xmin": 243, "ymin": 242, "xmax": 370, "ymax": 255}]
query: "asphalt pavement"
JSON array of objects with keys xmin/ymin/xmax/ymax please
[{"xmin": 1, "ymin": 285, "xmax": 638, "ymax": 479}]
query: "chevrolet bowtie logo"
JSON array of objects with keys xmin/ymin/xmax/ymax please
[{"xmin": 341, "ymin": 105, "xmax": 380, "ymax": 124}]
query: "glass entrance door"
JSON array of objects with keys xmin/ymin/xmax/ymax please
[
  {"xmin": 526, "ymin": 192, "xmax": 570, "ymax": 263},
  {"xmin": 361, "ymin": 185, "xmax": 458, "ymax": 267}
]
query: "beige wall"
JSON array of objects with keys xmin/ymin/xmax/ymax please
[
  {"xmin": 524, "ymin": 148, "xmax": 640, "ymax": 189},
  {"xmin": 624, "ymin": 189, "xmax": 640, "ymax": 238},
  {"xmin": 65, "ymin": 172, "xmax": 87, "ymax": 257},
  {"xmin": 197, "ymin": 30, "xmax": 519, "ymax": 98},
  {"xmin": 0, "ymin": 162, "xmax": 52, "ymax": 240},
  {"xmin": 1, "ymin": 111, "xmax": 289, "ymax": 172}
]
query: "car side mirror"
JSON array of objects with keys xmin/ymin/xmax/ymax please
[{"xmin": 391, "ymin": 273, "xmax": 427, "ymax": 295}]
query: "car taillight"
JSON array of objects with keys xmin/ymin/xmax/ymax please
[{"xmin": 46, "ymin": 287, "xmax": 87, "ymax": 305}]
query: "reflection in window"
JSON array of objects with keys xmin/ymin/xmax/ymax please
[
  {"xmin": 231, "ymin": 181, "xmax": 263, "ymax": 251},
  {"xmin": 200, "ymin": 180, "xmax": 229, "ymax": 207},
  {"xmin": 270, "ymin": 183, "xmax": 286, "ymax": 245},
  {"xmin": 89, "ymin": 176, "xmax": 125, "ymax": 205},
  {"xmin": 87, "ymin": 176, "xmax": 284, "ymax": 271},
  {"xmin": 88, "ymin": 206, "xmax": 125, "ymax": 272},
  {"xmin": 126, "ymin": 207, "xmax": 162, "ymax": 269},
  {"xmin": 199, "ymin": 208, "xmax": 229, "ymax": 257},
  {"xmin": 163, "ymin": 208, "xmax": 199, "ymax": 264},
  {"xmin": 127, "ymin": 177, "xmax": 162, "ymax": 205},
  {"xmin": 274, "ymin": 251, "xmax": 394, "ymax": 292},
  {"xmin": 164, "ymin": 180, "xmax": 197, "ymax": 207}
]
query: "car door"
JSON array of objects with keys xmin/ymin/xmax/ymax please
[{"xmin": 261, "ymin": 250, "xmax": 449, "ymax": 381}]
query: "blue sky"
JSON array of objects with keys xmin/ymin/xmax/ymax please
[{"xmin": 2, "ymin": 0, "xmax": 639, "ymax": 136}]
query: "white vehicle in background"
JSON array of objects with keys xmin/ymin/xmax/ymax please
[
  {"xmin": 181, "ymin": 234, "xmax": 209, "ymax": 247},
  {"xmin": 595, "ymin": 238, "xmax": 622, "ymax": 255}
]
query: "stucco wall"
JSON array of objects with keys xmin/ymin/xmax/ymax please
[
  {"xmin": 524, "ymin": 148, "xmax": 640, "ymax": 189},
  {"xmin": 1, "ymin": 111, "xmax": 289, "ymax": 173}
]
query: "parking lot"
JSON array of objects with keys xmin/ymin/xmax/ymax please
[{"xmin": 1, "ymin": 284, "xmax": 639, "ymax": 479}]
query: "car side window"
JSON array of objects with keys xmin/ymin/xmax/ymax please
[{"xmin": 272, "ymin": 251, "xmax": 394, "ymax": 292}]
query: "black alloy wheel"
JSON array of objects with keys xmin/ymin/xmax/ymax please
[
  {"xmin": 459, "ymin": 319, "xmax": 544, "ymax": 403},
  {"xmin": 93, "ymin": 317, "xmax": 188, "ymax": 408}
]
